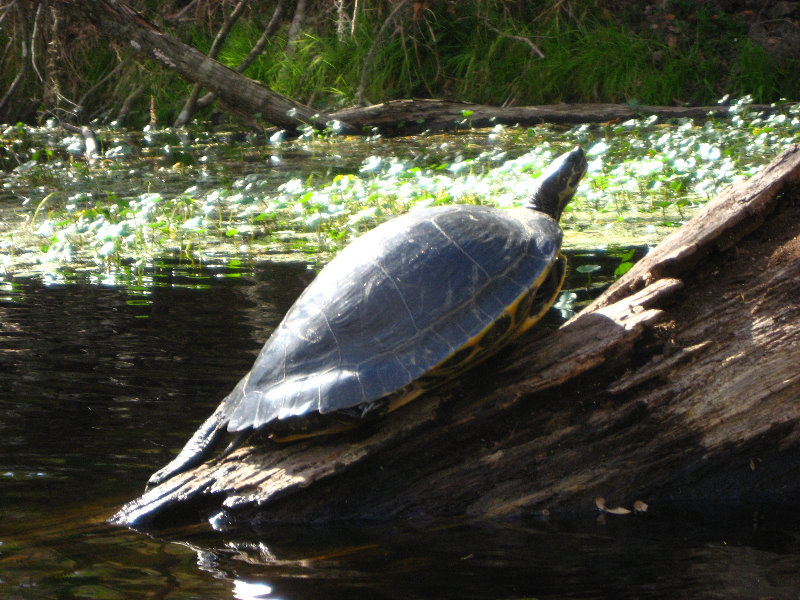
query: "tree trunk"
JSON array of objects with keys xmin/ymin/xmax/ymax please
[{"xmin": 115, "ymin": 146, "xmax": 800, "ymax": 529}]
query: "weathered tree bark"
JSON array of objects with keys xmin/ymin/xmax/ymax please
[
  {"xmin": 115, "ymin": 146, "xmax": 800, "ymax": 529},
  {"xmin": 329, "ymin": 99, "xmax": 772, "ymax": 136}
]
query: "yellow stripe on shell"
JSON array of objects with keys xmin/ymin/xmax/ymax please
[{"xmin": 387, "ymin": 253, "xmax": 565, "ymax": 413}]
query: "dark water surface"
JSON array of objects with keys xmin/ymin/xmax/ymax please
[{"xmin": 3, "ymin": 259, "xmax": 800, "ymax": 599}]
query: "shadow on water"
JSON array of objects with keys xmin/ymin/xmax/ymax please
[{"xmin": 3, "ymin": 257, "xmax": 800, "ymax": 599}]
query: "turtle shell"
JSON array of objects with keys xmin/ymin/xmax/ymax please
[
  {"xmin": 147, "ymin": 147, "xmax": 587, "ymax": 488},
  {"xmin": 221, "ymin": 203, "xmax": 564, "ymax": 434}
]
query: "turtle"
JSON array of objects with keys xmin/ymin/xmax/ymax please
[{"xmin": 147, "ymin": 146, "xmax": 587, "ymax": 488}]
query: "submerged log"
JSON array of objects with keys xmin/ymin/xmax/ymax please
[{"xmin": 115, "ymin": 146, "xmax": 800, "ymax": 529}]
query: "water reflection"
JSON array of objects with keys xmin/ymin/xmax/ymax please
[{"xmin": 159, "ymin": 513, "xmax": 800, "ymax": 600}]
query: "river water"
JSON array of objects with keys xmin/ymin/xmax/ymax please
[{"xmin": 3, "ymin": 257, "xmax": 800, "ymax": 599}]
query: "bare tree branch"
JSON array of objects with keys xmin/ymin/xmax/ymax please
[
  {"xmin": 174, "ymin": 0, "xmax": 248, "ymax": 126},
  {"xmin": 50, "ymin": 0, "xmax": 346, "ymax": 133},
  {"xmin": 194, "ymin": 0, "xmax": 288, "ymax": 112},
  {"xmin": 78, "ymin": 56, "xmax": 124, "ymax": 113},
  {"xmin": 488, "ymin": 25, "xmax": 545, "ymax": 59},
  {"xmin": 0, "ymin": 0, "xmax": 17, "ymax": 28},
  {"xmin": 29, "ymin": 2, "xmax": 44, "ymax": 83},
  {"xmin": 115, "ymin": 83, "xmax": 146, "ymax": 124}
]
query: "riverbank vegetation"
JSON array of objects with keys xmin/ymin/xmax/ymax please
[{"xmin": 1, "ymin": 1, "xmax": 799, "ymax": 127}]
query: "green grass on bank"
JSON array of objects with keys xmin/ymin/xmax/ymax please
[
  {"xmin": 0, "ymin": 1, "xmax": 798, "ymax": 127},
  {"xmin": 215, "ymin": 4, "xmax": 795, "ymax": 112}
]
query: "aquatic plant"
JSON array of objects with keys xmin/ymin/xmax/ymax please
[{"xmin": 2, "ymin": 97, "xmax": 799, "ymax": 280}]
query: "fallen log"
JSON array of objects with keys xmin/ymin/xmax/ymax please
[
  {"xmin": 115, "ymin": 145, "xmax": 800, "ymax": 529},
  {"xmin": 329, "ymin": 99, "xmax": 771, "ymax": 136}
]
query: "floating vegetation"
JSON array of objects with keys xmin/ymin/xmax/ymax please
[{"xmin": 1, "ymin": 97, "xmax": 799, "ymax": 281}]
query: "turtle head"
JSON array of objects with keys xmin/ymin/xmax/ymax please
[{"xmin": 527, "ymin": 146, "xmax": 587, "ymax": 222}]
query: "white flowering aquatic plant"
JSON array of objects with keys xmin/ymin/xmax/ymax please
[{"xmin": 2, "ymin": 97, "xmax": 799, "ymax": 277}]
